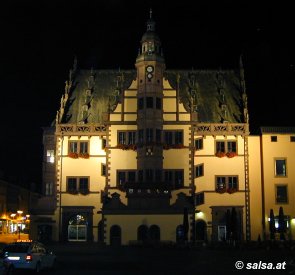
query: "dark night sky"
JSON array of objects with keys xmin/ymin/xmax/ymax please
[{"xmin": 0, "ymin": 0, "xmax": 294, "ymax": 188}]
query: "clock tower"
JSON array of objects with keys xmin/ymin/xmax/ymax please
[{"xmin": 135, "ymin": 10, "xmax": 166, "ymax": 188}]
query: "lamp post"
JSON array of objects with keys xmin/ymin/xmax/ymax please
[
  {"xmin": 10, "ymin": 213, "xmax": 16, "ymax": 234},
  {"xmin": 17, "ymin": 210, "xmax": 23, "ymax": 240}
]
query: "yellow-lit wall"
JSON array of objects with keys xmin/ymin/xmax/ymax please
[
  {"xmin": 261, "ymin": 134, "xmax": 295, "ymax": 240},
  {"xmin": 105, "ymin": 214, "xmax": 188, "ymax": 245},
  {"xmin": 248, "ymin": 136, "xmax": 263, "ymax": 240}
]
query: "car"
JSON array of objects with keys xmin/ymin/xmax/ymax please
[
  {"xmin": 2, "ymin": 240, "xmax": 56, "ymax": 273},
  {"xmin": 0, "ymin": 256, "xmax": 13, "ymax": 275}
]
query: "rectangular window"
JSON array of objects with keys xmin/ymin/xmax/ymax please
[
  {"xmin": 227, "ymin": 141, "xmax": 237, "ymax": 153},
  {"xmin": 174, "ymin": 170, "xmax": 184, "ymax": 188},
  {"xmin": 128, "ymin": 171, "xmax": 136, "ymax": 182},
  {"xmin": 195, "ymin": 192, "xmax": 204, "ymax": 206},
  {"xmin": 67, "ymin": 177, "xmax": 89, "ymax": 194},
  {"xmin": 146, "ymin": 128, "xmax": 153, "ymax": 143},
  {"xmin": 128, "ymin": 132, "xmax": 136, "ymax": 145},
  {"xmin": 175, "ymin": 131, "xmax": 183, "ymax": 145},
  {"xmin": 275, "ymin": 159, "xmax": 287, "ymax": 177},
  {"xmin": 68, "ymin": 141, "xmax": 89, "ymax": 154},
  {"xmin": 216, "ymin": 176, "xmax": 238, "ymax": 192},
  {"xmin": 271, "ymin": 136, "xmax": 277, "ymax": 142},
  {"xmin": 45, "ymin": 182, "xmax": 53, "ymax": 196},
  {"xmin": 228, "ymin": 176, "xmax": 238, "ymax": 189},
  {"xmin": 138, "ymin": 170, "xmax": 143, "ymax": 182},
  {"xmin": 102, "ymin": 138, "xmax": 107, "ymax": 149},
  {"xmin": 101, "ymin": 163, "xmax": 106, "ymax": 177},
  {"xmin": 156, "ymin": 97, "xmax": 162, "ymax": 109},
  {"xmin": 46, "ymin": 150, "xmax": 55, "ymax": 163},
  {"xmin": 215, "ymin": 140, "xmax": 237, "ymax": 155},
  {"xmin": 138, "ymin": 130, "xmax": 144, "ymax": 143},
  {"xmin": 290, "ymin": 136, "xmax": 295, "ymax": 142},
  {"xmin": 138, "ymin": 98, "xmax": 144, "ymax": 110},
  {"xmin": 117, "ymin": 171, "xmax": 126, "ymax": 186},
  {"xmin": 146, "ymin": 169, "xmax": 153, "ymax": 181},
  {"xmin": 79, "ymin": 178, "xmax": 89, "ymax": 193},
  {"xmin": 216, "ymin": 176, "xmax": 226, "ymax": 191},
  {"xmin": 276, "ymin": 185, "xmax": 288, "ymax": 203},
  {"xmin": 80, "ymin": 142, "xmax": 88, "ymax": 153},
  {"xmin": 195, "ymin": 138, "xmax": 203, "ymax": 150},
  {"xmin": 118, "ymin": 132, "xmax": 126, "ymax": 145},
  {"xmin": 164, "ymin": 170, "xmax": 173, "ymax": 183},
  {"xmin": 146, "ymin": 97, "xmax": 153, "ymax": 108},
  {"xmin": 67, "ymin": 178, "xmax": 77, "ymax": 193},
  {"xmin": 156, "ymin": 129, "xmax": 161, "ymax": 143},
  {"xmin": 216, "ymin": 141, "xmax": 225, "ymax": 153},
  {"xmin": 195, "ymin": 164, "xmax": 204, "ymax": 178},
  {"xmin": 155, "ymin": 169, "xmax": 162, "ymax": 182},
  {"xmin": 164, "ymin": 131, "xmax": 173, "ymax": 145},
  {"xmin": 69, "ymin": 141, "xmax": 78, "ymax": 153}
]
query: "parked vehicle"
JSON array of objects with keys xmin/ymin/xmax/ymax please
[
  {"xmin": 0, "ymin": 255, "xmax": 13, "ymax": 275},
  {"xmin": 2, "ymin": 240, "xmax": 56, "ymax": 273}
]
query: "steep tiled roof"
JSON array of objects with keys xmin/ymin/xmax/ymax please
[
  {"xmin": 260, "ymin": 127, "xmax": 295, "ymax": 134},
  {"xmin": 59, "ymin": 68, "xmax": 244, "ymax": 124}
]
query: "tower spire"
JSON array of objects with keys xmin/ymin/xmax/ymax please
[{"xmin": 146, "ymin": 9, "xmax": 155, "ymax": 32}]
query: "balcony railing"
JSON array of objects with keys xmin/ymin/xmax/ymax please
[{"xmin": 56, "ymin": 124, "xmax": 107, "ymax": 136}]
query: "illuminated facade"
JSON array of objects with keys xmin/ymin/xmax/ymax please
[{"xmin": 32, "ymin": 14, "xmax": 295, "ymax": 244}]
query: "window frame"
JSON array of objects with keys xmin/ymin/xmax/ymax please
[
  {"xmin": 101, "ymin": 163, "xmax": 106, "ymax": 177},
  {"xmin": 215, "ymin": 140, "xmax": 237, "ymax": 154},
  {"xmin": 46, "ymin": 150, "xmax": 55, "ymax": 163},
  {"xmin": 163, "ymin": 130, "xmax": 184, "ymax": 146},
  {"xmin": 274, "ymin": 158, "xmax": 287, "ymax": 177},
  {"xmin": 68, "ymin": 140, "xmax": 89, "ymax": 154},
  {"xmin": 67, "ymin": 177, "xmax": 90, "ymax": 194},
  {"xmin": 195, "ymin": 138, "xmax": 203, "ymax": 150},
  {"xmin": 215, "ymin": 175, "xmax": 239, "ymax": 192},
  {"xmin": 275, "ymin": 184, "xmax": 288, "ymax": 204},
  {"xmin": 117, "ymin": 131, "xmax": 136, "ymax": 145},
  {"xmin": 195, "ymin": 164, "xmax": 204, "ymax": 178}
]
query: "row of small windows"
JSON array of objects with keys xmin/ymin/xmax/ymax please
[
  {"xmin": 271, "ymin": 136, "xmax": 295, "ymax": 142},
  {"xmin": 64, "ymin": 177, "xmax": 288, "ymax": 204},
  {"xmin": 118, "ymin": 130, "xmax": 183, "ymax": 145},
  {"xmin": 117, "ymin": 169, "xmax": 184, "ymax": 188},
  {"xmin": 138, "ymin": 97, "xmax": 162, "ymax": 110}
]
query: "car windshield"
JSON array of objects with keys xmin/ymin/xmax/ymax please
[{"xmin": 3, "ymin": 244, "xmax": 30, "ymax": 253}]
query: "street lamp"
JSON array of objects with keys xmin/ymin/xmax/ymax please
[{"xmin": 17, "ymin": 210, "xmax": 23, "ymax": 240}]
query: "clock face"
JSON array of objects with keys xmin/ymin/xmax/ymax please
[
  {"xmin": 146, "ymin": 65, "xmax": 154, "ymax": 73},
  {"xmin": 147, "ymin": 73, "xmax": 153, "ymax": 79}
]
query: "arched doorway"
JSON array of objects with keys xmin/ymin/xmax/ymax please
[
  {"xmin": 110, "ymin": 225, "xmax": 121, "ymax": 246},
  {"xmin": 195, "ymin": 220, "xmax": 207, "ymax": 241},
  {"xmin": 137, "ymin": 225, "xmax": 148, "ymax": 241},
  {"xmin": 68, "ymin": 214, "xmax": 87, "ymax": 241},
  {"xmin": 149, "ymin": 225, "xmax": 160, "ymax": 241}
]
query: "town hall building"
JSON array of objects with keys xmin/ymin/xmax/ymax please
[{"xmin": 30, "ymin": 12, "xmax": 295, "ymax": 245}]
